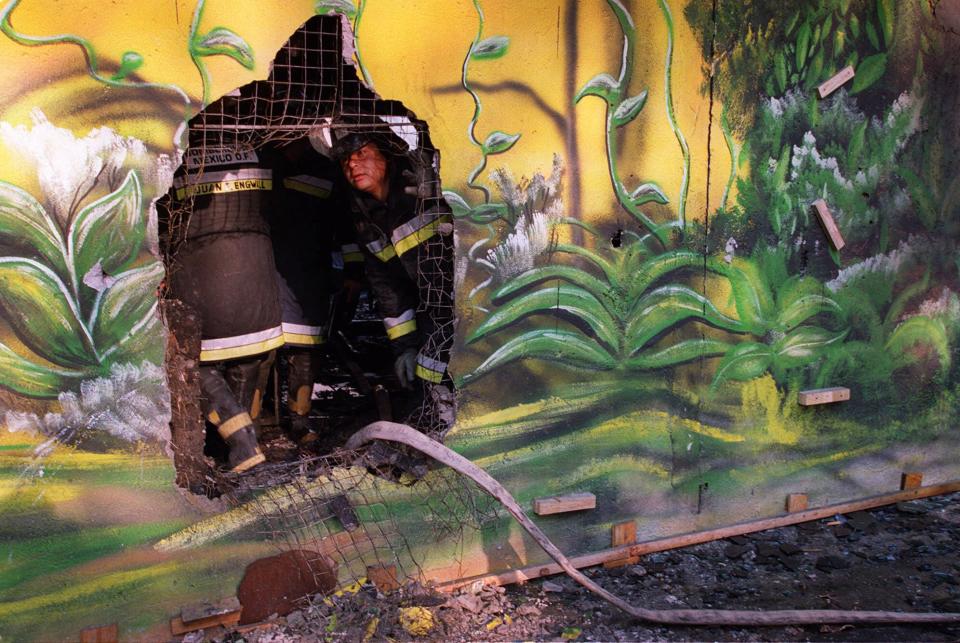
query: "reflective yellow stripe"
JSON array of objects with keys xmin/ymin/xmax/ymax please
[
  {"xmin": 207, "ymin": 410, "xmax": 221, "ymax": 425},
  {"xmin": 283, "ymin": 331, "xmax": 326, "ymax": 346},
  {"xmin": 200, "ymin": 332, "xmax": 285, "ymax": 363},
  {"xmin": 283, "ymin": 175, "xmax": 332, "ymax": 198},
  {"xmin": 218, "ymin": 412, "xmax": 252, "ymax": 438},
  {"xmin": 231, "ymin": 450, "xmax": 265, "ymax": 473},
  {"xmin": 392, "ymin": 213, "xmax": 451, "ymax": 257},
  {"xmin": 415, "ymin": 364, "xmax": 444, "ymax": 383},
  {"xmin": 174, "ymin": 169, "xmax": 273, "ymax": 199},
  {"xmin": 384, "ymin": 310, "xmax": 416, "ymax": 340},
  {"xmin": 343, "ymin": 252, "xmax": 364, "ymax": 263},
  {"xmin": 366, "ymin": 238, "xmax": 396, "ymax": 262}
]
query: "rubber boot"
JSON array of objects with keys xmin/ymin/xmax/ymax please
[
  {"xmin": 218, "ymin": 414, "xmax": 265, "ymax": 473},
  {"xmin": 286, "ymin": 349, "xmax": 316, "ymax": 442}
]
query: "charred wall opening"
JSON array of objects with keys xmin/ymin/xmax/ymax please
[{"xmin": 160, "ymin": 15, "xmax": 456, "ymax": 494}]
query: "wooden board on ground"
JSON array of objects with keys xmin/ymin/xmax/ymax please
[
  {"xmin": 603, "ymin": 520, "xmax": 639, "ymax": 569},
  {"xmin": 533, "ymin": 492, "xmax": 596, "ymax": 516},
  {"xmin": 79, "ymin": 623, "xmax": 118, "ymax": 643},
  {"xmin": 171, "ymin": 596, "xmax": 242, "ymax": 635},
  {"xmin": 799, "ymin": 386, "xmax": 850, "ymax": 406},
  {"xmin": 817, "ymin": 65, "xmax": 855, "ymax": 97}
]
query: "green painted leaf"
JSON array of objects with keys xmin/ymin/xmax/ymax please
[
  {"xmin": 555, "ymin": 244, "xmax": 620, "ymax": 288},
  {"xmin": 796, "ymin": 21, "xmax": 811, "ymax": 70},
  {"xmin": 193, "ymin": 27, "xmax": 255, "ymax": 70},
  {"xmin": 774, "ymin": 326, "xmax": 847, "ymax": 368},
  {"xmin": 0, "ymin": 340, "xmax": 84, "ymax": 398},
  {"xmin": 612, "ymin": 90, "xmax": 648, "ymax": 127},
  {"xmin": 821, "ymin": 15, "xmax": 833, "ymax": 42},
  {"xmin": 471, "ymin": 36, "xmax": 509, "ymax": 60},
  {"xmin": 99, "ymin": 305, "xmax": 164, "ymax": 366},
  {"xmin": 804, "ymin": 46, "xmax": 824, "ymax": 90},
  {"xmin": 785, "ymin": 11, "xmax": 800, "ymax": 36},
  {"xmin": 494, "ymin": 265, "xmax": 609, "ymax": 303},
  {"xmin": 877, "ymin": 0, "xmax": 894, "ymax": 48},
  {"xmin": 849, "ymin": 15, "xmax": 860, "ymax": 39},
  {"xmin": 625, "ymin": 339, "xmax": 731, "ymax": 370},
  {"xmin": 897, "ymin": 168, "xmax": 937, "ymax": 230},
  {"xmin": 90, "ymin": 261, "xmax": 163, "ymax": 351},
  {"xmin": 315, "ymin": 0, "xmax": 356, "ymax": 18},
  {"xmin": 774, "ymin": 51, "xmax": 788, "ymax": 94},
  {"xmin": 442, "ymin": 190, "xmax": 471, "ymax": 218},
  {"xmin": 626, "ymin": 285, "xmax": 748, "ymax": 354},
  {"xmin": 882, "ymin": 270, "xmax": 929, "ymax": 335},
  {"xmin": 69, "ymin": 170, "xmax": 144, "ymax": 290},
  {"xmin": 846, "ymin": 120, "xmax": 868, "ymax": 171},
  {"xmin": 711, "ymin": 342, "xmax": 773, "ymax": 388},
  {"xmin": 482, "ymin": 131, "xmax": 521, "ymax": 156},
  {"xmin": 462, "ymin": 329, "xmax": 616, "ymax": 384},
  {"xmin": 468, "ymin": 202, "xmax": 512, "ymax": 224},
  {"xmin": 851, "ymin": 53, "xmax": 887, "ymax": 94},
  {"xmin": 886, "ymin": 316, "xmax": 951, "ymax": 375},
  {"xmin": 707, "ymin": 257, "xmax": 775, "ymax": 331},
  {"xmin": 0, "ymin": 258, "xmax": 97, "ymax": 366},
  {"xmin": 0, "ymin": 181, "xmax": 67, "ymax": 279},
  {"xmin": 629, "ymin": 182, "xmax": 668, "ymax": 207},
  {"xmin": 778, "ymin": 295, "xmax": 844, "ymax": 330},
  {"xmin": 574, "ymin": 73, "xmax": 619, "ymax": 105},
  {"xmin": 111, "ymin": 51, "xmax": 144, "ymax": 81},
  {"xmin": 864, "ymin": 21, "xmax": 880, "ymax": 50},
  {"xmin": 627, "ymin": 250, "xmax": 701, "ymax": 299},
  {"xmin": 469, "ymin": 284, "xmax": 620, "ymax": 349}
]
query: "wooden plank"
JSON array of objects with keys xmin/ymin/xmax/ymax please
[
  {"xmin": 811, "ymin": 199, "xmax": 846, "ymax": 250},
  {"xmin": 901, "ymin": 472, "xmax": 923, "ymax": 490},
  {"xmin": 799, "ymin": 387, "xmax": 850, "ymax": 406},
  {"xmin": 434, "ymin": 480, "xmax": 960, "ymax": 593},
  {"xmin": 170, "ymin": 602, "xmax": 242, "ymax": 636},
  {"xmin": 181, "ymin": 596, "xmax": 241, "ymax": 625},
  {"xmin": 817, "ymin": 65, "xmax": 855, "ymax": 98},
  {"xmin": 785, "ymin": 493, "xmax": 809, "ymax": 512},
  {"xmin": 533, "ymin": 492, "xmax": 596, "ymax": 516},
  {"xmin": 79, "ymin": 624, "xmax": 118, "ymax": 643},
  {"xmin": 367, "ymin": 564, "xmax": 401, "ymax": 592}
]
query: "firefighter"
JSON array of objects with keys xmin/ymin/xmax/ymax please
[
  {"xmin": 268, "ymin": 136, "xmax": 361, "ymax": 439},
  {"xmin": 330, "ymin": 126, "xmax": 454, "ymax": 429},
  {"xmin": 165, "ymin": 134, "xmax": 282, "ymax": 473}
]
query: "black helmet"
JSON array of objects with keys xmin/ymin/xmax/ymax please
[{"xmin": 330, "ymin": 130, "xmax": 381, "ymax": 162}]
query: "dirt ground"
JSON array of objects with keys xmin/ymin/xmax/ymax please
[{"xmin": 183, "ymin": 490, "xmax": 960, "ymax": 642}]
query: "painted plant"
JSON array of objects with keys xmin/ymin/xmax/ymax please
[{"xmin": 0, "ymin": 110, "xmax": 169, "ymax": 444}]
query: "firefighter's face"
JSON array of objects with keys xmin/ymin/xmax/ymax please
[{"xmin": 341, "ymin": 143, "xmax": 388, "ymax": 199}]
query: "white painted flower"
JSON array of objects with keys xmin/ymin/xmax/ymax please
[
  {"xmin": 0, "ymin": 109, "xmax": 146, "ymax": 227},
  {"xmin": 486, "ymin": 200, "xmax": 563, "ymax": 281},
  {"xmin": 826, "ymin": 236, "xmax": 922, "ymax": 292}
]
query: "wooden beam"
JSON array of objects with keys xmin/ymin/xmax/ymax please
[
  {"xmin": 170, "ymin": 597, "xmax": 242, "ymax": 635},
  {"xmin": 799, "ymin": 387, "xmax": 850, "ymax": 406},
  {"xmin": 434, "ymin": 480, "xmax": 960, "ymax": 593},
  {"xmin": 901, "ymin": 472, "xmax": 923, "ymax": 490},
  {"xmin": 817, "ymin": 65, "xmax": 855, "ymax": 98},
  {"xmin": 533, "ymin": 492, "xmax": 596, "ymax": 516}
]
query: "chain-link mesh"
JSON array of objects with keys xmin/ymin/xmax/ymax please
[{"xmin": 162, "ymin": 14, "xmax": 477, "ymax": 595}]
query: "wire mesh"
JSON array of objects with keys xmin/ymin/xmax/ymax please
[{"xmin": 161, "ymin": 14, "xmax": 477, "ymax": 596}]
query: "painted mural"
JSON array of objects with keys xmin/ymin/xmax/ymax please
[{"xmin": 1, "ymin": 0, "xmax": 959, "ymax": 639}]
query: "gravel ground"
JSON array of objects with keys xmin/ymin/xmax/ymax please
[{"xmin": 194, "ymin": 491, "xmax": 960, "ymax": 642}]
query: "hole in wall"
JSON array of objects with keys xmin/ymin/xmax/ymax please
[{"xmin": 158, "ymin": 15, "xmax": 455, "ymax": 494}]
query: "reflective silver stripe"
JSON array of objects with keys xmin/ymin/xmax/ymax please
[
  {"xmin": 281, "ymin": 322, "xmax": 325, "ymax": 336},
  {"xmin": 390, "ymin": 211, "xmax": 441, "ymax": 246},
  {"xmin": 416, "ymin": 353, "xmax": 447, "ymax": 374},
  {"xmin": 383, "ymin": 309, "xmax": 416, "ymax": 329},
  {"xmin": 173, "ymin": 168, "xmax": 272, "ymax": 187},
  {"xmin": 342, "ymin": 243, "xmax": 360, "ymax": 254},
  {"xmin": 366, "ymin": 237, "xmax": 397, "ymax": 262}
]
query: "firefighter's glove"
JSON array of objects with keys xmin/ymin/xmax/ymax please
[{"xmin": 394, "ymin": 348, "xmax": 417, "ymax": 390}]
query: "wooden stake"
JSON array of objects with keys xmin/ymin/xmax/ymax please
[
  {"xmin": 799, "ymin": 387, "xmax": 850, "ymax": 406},
  {"xmin": 785, "ymin": 493, "xmax": 809, "ymax": 512},
  {"xmin": 432, "ymin": 480, "xmax": 960, "ymax": 593},
  {"xmin": 817, "ymin": 65, "xmax": 855, "ymax": 98},
  {"xmin": 603, "ymin": 520, "xmax": 639, "ymax": 569},
  {"xmin": 79, "ymin": 624, "xmax": 118, "ymax": 643},
  {"xmin": 901, "ymin": 472, "xmax": 923, "ymax": 490},
  {"xmin": 533, "ymin": 492, "xmax": 596, "ymax": 516},
  {"xmin": 811, "ymin": 199, "xmax": 846, "ymax": 250}
]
